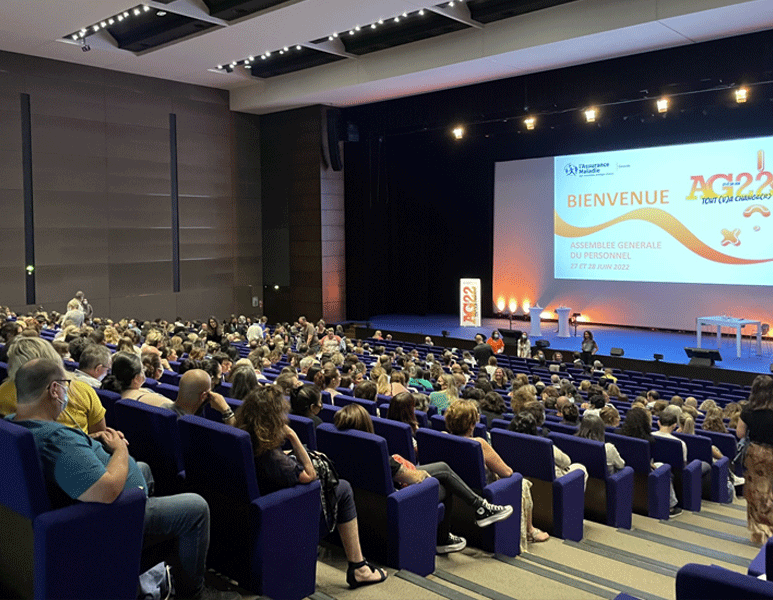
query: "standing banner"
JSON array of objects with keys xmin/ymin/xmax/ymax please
[{"xmin": 460, "ymin": 278, "xmax": 481, "ymax": 327}]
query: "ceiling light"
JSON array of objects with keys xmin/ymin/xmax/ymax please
[
  {"xmin": 143, "ymin": 5, "xmax": 150, "ymax": 12},
  {"xmin": 117, "ymin": 14, "xmax": 124, "ymax": 21},
  {"xmin": 657, "ymin": 98, "xmax": 668, "ymax": 113},
  {"xmin": 355, "ymin": 25, "xmax": 361, "ymax": 31},
  {"xmin": 449, "ymin": 1, "xmax": 455, "ymax": 6},
  {"xmin": 394, "ymin": 17, "xmax": 400, "ymax": 22},
  {"xmin": 108, "ymin": 18, "xmax": 114, "ymax": 24},
  {"xmin": 93, "ymin": 25, "xmax": 100, "ymax": 31},
  {"xmin": 378, "ymin": 18, "xmax": 384, "ymax": 24},
  {"xmin": 452, "ymin": 126, "xmax": 464, "ymax": 139},
  {"xmin": 248, "ymin": 55, "xmax": 254, "ymax": 61},
  {"xmin": 71, "ymin": 34, "xmax": 79, "ymax": 40},
  {"xmin": 524, "ymin": 117, "xmax": 536, "ymax": 130},
  {"xmin": 79, "ymin": 31, "xmax": 86, "ymax": 37},
  {"xmin": 333, "ymin": 32, "xmax": 338, "ymax": 37},
  {"xmin": 349, "ymin": 30, "xmax": 354, "ymax": 35},
  {"xmin": 230, "ymin": 62, "xmax": 236, "ymax": 67},
  {"xmin": 123, "ymin": 11, "xmax": 130, "ymax": 17},
  {"xmin": 100, "ymin": 21, "xmax": 107, "ymax": 27},
  {"xmin": 402, "ymin": 12, "xmax": 408, "ymax": 17},
  {"xmin": 133, "ymin": 8, "xmax": 141, "ymax": 16},
  {"xmin": 266, "ymin": 51, "xmax": 271, "ymax": 56},
  {"xmin": 80, "ymin": 28, "xmax": 87, "ymax": 33},
  {"xmin": 736, "ymin": 87, "xmax": 748, "ymax": 103},
  {"xmin": 279, "ymin": 50, "xmax": 284, "ymax": 54},
  {"xmin": 156, "ymin": 10, "xmax": 166, "ymax": 16},
  {"xmin": 295, "ymin": 45, "xmax": 301, "ymax": 50},
  {"xmin": 328, "ymin": 35, "xmax": 333, "ymax": 41},
  {"xmin": 283, "ymin": 46, "xmax": 288, "ymax": 51},
  {"xmin": 261, "ymin": 54, "xmax": 266, "ymax": 59},
  {"xmin": 223, "ymin": 65, "xmax": 233, "ymax": 73},
  {"xmin": 371, "ymin": 24, "xmax": 376, "ymax": 29},
  {"xmin": 584, "ymin": 108, "xmax": 597, "ymax": 122},
  {"xmin": 419, "ymin": 9, "xmax": 425, "ymax": 15}
]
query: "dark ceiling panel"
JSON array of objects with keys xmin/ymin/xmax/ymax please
[
  {"xmin": 107, "ymin": 10, "xmax": 218, "ymax": 52},
  {"xmin": 340, "ymin": 11, "xmax": 468, "ymax": 55},
  {"xmin": 467, "ymin": 0, "xmax": 579, "ymax": 24},
  {"xmin": 201, "ymin": 0, "xmax": 289, "ymax": 21},
  {"xmin": 249, "ymin": 47, "xmax": 345, "ymax": 78}
]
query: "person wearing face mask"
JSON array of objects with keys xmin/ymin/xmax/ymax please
[
  {"xmin": 0, "ymin": 336, "xmax": 106, "ymax": 435},
  {"xmin": 487, "ymin": 330, "xmax": 505, "ymax": 354},
  {"xmin": 74, "ymin": 343, "xmax": 112, "ymax": 388},
  {"xmin": 9, "ymin": 358, "xmax": 240, "ymax": 600}
]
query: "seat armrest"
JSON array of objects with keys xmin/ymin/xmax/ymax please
[
  {"xmin": 34, "ymin": 488, "xmax": 146, "ymax": 600},
  {"xmin": 606, "ymin": 466, "xmax": 634, "ymax": 529},
  {"xmin": 387, "ymin": 477, "xmax": 439, "ymax": 576},
  {"xmin": 682, "ymin": 459, "xmax": 703, "ymax": 512},
  {"xmin": 553, "ymin": 468, "xmax": 585, "ymax": 541},
  {"xmin": 250, "ymin": 481, "xmax": 321, "ymax": 600},
  {"xmin": 482, "ymin": 473, "xmax": 522, "ymax": 557},
  {"xmin": 649, "ymin": 463, "xmax": 671, "ymax": 520},
  {"xmin": 711, "ymin": 456, "xmax": 731, "ymax": 503}
]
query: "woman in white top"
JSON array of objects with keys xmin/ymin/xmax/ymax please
[
  {"xmin": 516, "ymin": 334, "xmax": 531, "ymax": 359},
  {"xmin": 577, "ymin": 413, "xmax": 625, "ymax": 474}
]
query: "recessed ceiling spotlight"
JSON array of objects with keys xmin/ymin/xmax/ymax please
[
  {"xmin": 266, "ymin": 51, "xmax": 271, "ymax": 56},
  {"xmin": 449, "ymin": 1, "xmax": 455, "ymax": 6},
  {"xmin": 402, "ymin": 12, "xmax": 408, "ymax": 17},
  {"xmin": 279, "ymin": 49, "xmax": 284, "ymax": 54},
  {"xmin": 108, "ymin": 18, "xmax": 114, "ymax": 24},
  {"xmin": 419, "ymin": 9, "xmax": 425, "ymax": 15},
  {"xmin": 143, "ymin": 5, "xmax": 150, "ymax": 11},
  {"xmin": 123, "ymin": 11, "xmax": 130, "ymax": 17},
  {"xmin": 261, "ymin": 54, "xmax": 266, "ymax": 59},
  {"xmin": 394, "ymin": 16, "xmax": 400, "ymax": 22},
  {"xmin": 378, "ymin": 18, "xmax": 384, "ymax": 24},
  {"xmin": 100, "ymin": 21, "xmax": 107, "ymax": 27},
  {"xmin": 133, "ymin": 8, "xmax": 141, "ymax": 16},
  {"xmin": 295, "ymin": 45, "xmax": 301, "ymax": 50},
  {"xmin": 333, "ymin": 32, "xmax": 338, "ymax": 37},
  {"xmin": 371, "ymin": 23, "xmax": 376, "ymax": 29},
  {"xmin": 349, "ymin": 29, "xmax": 355, "ymax": 35},
  {"xmin": 71, "ymin": 34, "xmax": 79, "ymax": 40},
  {"xmin": 93, "ymin": 25, "xmax": 100, "ymax": 31},
  {"xmin": 156, "ymin": 10, "xmax": 166, "ymax": 16},
  {"xmin": 283, "ymin": 46, "xmax": 288, "ymax": 51},
  {"xmin": 328, "ymin": 35, "xmax": 333, "ymax": 41},
  {"xmin": 79, "ymin": 31, "xmax": 86, "ymax": 37},
  {"xmin": 117, "ymin": 14, "xmax": 124, "ymax": 21}
]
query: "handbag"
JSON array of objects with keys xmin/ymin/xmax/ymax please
[{"xmin": 301, "ymin": 448, "xmax": 340, "ymax": 534}]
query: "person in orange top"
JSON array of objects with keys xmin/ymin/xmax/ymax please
[{"xmin": 487, "ymin": 330, "xmax": 505, "ymax": 354}]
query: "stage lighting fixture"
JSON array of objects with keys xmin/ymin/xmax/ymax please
[
  {"xmin": 442, "ymin": 330, "xmax": 450, "ymax": 337},
  {"xmin": 657, "ymin": 98, "xmax": 668, "ymax": 113},
  {"xmin": 524, "ymin": 117, "xmax": 535, "ymax": 130},
  {"xmin": 653, "ymin": 353, "xmax": 663, "ymax": 361},
  {"xmin": 735, "ymin": 88, "xmax": 748, "ymax": 103},
  {"xmin": 223, "ymin": 64, "xmax": 233, "ymax": 73},
  {"xmin": 584, "ymin": 108, "xmax": 596, "ymax": 123},
  {"xmin": 610, "ymin": 348, "xmax": 624, "ymax": 357},
  {"xmin": 81, "ymin": 41, "xmax": 91, "ymax": 52},
  {"xmin": 452, "ymin": 126, "xmax": 464, "ymax": 140}
]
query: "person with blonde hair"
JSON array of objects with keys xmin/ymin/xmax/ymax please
[
  {"xmin": 0, "ymin": 336, "xmax": 106, "ymax": 434},
  {"xmin": 429, "ymin": 373, "xmax": 458, "ymax": 411},
  {"xmin": 445, "ymin": 400, "xmax": 547, "ymax": 549}
]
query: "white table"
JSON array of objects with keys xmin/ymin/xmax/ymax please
[
  {"xmin": 556, "ymin": 306, "xmax": 572, "ymax": 338},
  {"xmin": 696, "ymin": 315, "xmax": 762, "ymax": 358}
]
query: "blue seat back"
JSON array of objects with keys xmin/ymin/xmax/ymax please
[
  {"xmin": 287, "ymin": 414, "xmax": 317, "ymax": 450},
  {"xmin": 155, "ymin": 383, "xmax": 179, "ymax": 400},
  {"xmin": 415, "ymin": 428, "xmax": 486, "ymax": 489},
  {"xmin": 316, "ymin": 424, "xmax": 394, "ymax": 496},
  {"xmin": 549, "ymin": 422, "xmax": 579, "ymax": 436},
  {"xmin": 113, "ymin": 400, "xmax": 183, "ymax": 494},
  {"xmin": 549, "ymin": 432, "xmax": 607, "ymax": 479},
  {"xmin": 0, "ymin": 419, "xmax": 50, "ymax": 518},
  {"xmin": 178, "ymin": 415, "xmax": 260, "ymax": 501},
  {"xmin": 673, "ymin": 432, "xmax": 713, "ymax": 463},
  {"xmin": 491, "ymin": 429, "xmax": 556, "ymax": 481},
  {"xmin": 372, "ymin": 416, "xmax": 416, "ymax": 463},
  {"xmin": 95, "ymin": 388, "xmax": 122, "ymax": 427},
  {"xmin": 606, "ymin": 432, "xmax": 651, "ymax": 473},
  {"xmin": 701, "ymin": 430, "xmax": 736, "ymax": 461},
  {"xmin": 336, "ymin": 395, "xmax": 378, "ymax": 416},
  {"xmin": 319, "ymin": 403, "xmax": 340, "ymax": 423},
  {"xmin": 491, "ymin": 418, "xmax": 512, "ymax": 431},
  {"xmin": 652, "ymin": 436, "xmax": 686, "ymax": 471}
]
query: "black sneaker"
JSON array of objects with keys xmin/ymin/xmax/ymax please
[
  {"xmin": 475, "ymin": 500, "xmax": 514, "ymax": 527},
  {"xmin": 669, "ymin": 506, "xmax": 683, "ymax": 518},
  {"xmin": 437, "ymin": 533, "xmax": 467, "ymax": 554}
]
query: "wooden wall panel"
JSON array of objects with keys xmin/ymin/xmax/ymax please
[{"xmin": 0, "ymin": 50, "xmax": 261, "ymax": 322}]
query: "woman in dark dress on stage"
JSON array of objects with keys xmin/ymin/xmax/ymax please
[
  {"xmin": 580, "ymin": 330, "xmax": 598, "ymax": 365},
  {"xmin": 736, "ymin": 375, "xmax": 773, "ymax": 545}
]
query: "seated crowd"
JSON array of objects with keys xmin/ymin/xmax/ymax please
[{"xmin": 0, "ymin": 302, "xmax": 759, "ymax": 598}]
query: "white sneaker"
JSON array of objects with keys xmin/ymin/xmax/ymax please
[{"xmin": 730, "ymin": 473, "xmax": 745, "ymax": 486}]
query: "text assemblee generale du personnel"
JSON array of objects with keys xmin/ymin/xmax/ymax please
[{"xmin": 570, "ymin": 241, "xmax": 662, "ymax": 249}]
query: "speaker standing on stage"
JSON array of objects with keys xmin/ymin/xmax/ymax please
[{"xmin": 580, "ymin": 331, "xmax": 598, "ymax": 365}]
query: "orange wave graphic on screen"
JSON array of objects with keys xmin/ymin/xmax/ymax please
[{"xmin": 555, "ymin": 207, "xmax": 773, "ymax": 265}]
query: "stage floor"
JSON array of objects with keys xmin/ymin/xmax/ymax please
[{"xmin": 367, "ymin": 314, "xmax": 773, "ymax": 375}]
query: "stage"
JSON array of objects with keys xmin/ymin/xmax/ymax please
[{"xmin": 365, "ymin": 314, "xmax": 773, "ymax": 376}]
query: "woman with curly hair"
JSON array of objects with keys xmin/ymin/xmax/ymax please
[{"xmin": 235, "ymin": 386, "xmax": 387, "ymax": 588}]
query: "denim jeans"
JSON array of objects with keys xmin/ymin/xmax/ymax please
[{"xmin": 138, "ymin": 463, "xmax": 210, "ymax": 598}]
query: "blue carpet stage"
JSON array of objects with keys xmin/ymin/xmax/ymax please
[{"xmin": 366, "ymin": 314, "xmax": 773, "ymax": 376}]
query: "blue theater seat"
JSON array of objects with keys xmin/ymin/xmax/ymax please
[
  {"xmin": 178, "ymin": 415, "xmax": 320, "ymax": 600},
  {"xmin": 95, "ymin": 388, "xmax": 122, "ymax": 428},
  {"xmin": 676, "ymin": 563, "xmax": 773, "ymax": 599},
  {"xmin": 0, "ymin": 419, "xmax": 146, "ymax": 600},
  {"xmin": 674, "ymin": 431, "xmax": 731, "ymax": 503},
  {"xmin": 316, "ymin": 424, "xmax": 439, "ymax": 575},
  {"xmin": 113, "ymin": 399, "xmax": 185, "ymax": 496},
  {"xmin": 652, "ymin": 436, "xmax": 703, "ymax": 512},
  {"xmin": 549, "ymin": 432, "xmax": 634, "ymax": 529},
  {"xmin": 606, "ymin": 432, "xmax": 671, "ymax": 520},
  {"xmin": 491, "ymin": 429, "xmax": 585, "ymax": 541},
  {"xmin": 372, "ymin": 415, "xmax": 416, "ymax": 463},
  {"xmin": 415, "ymin": 428, "xmax": 522, "ymax": 556}
]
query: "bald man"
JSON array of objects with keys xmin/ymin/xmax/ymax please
[{"xmin": 172, "ymin": 369, "xmax": 236, "ymax": 424}]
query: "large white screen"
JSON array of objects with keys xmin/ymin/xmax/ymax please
[{"xmin": 554, "ymin": 136, "xmax": 773, "ymax": 285}]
